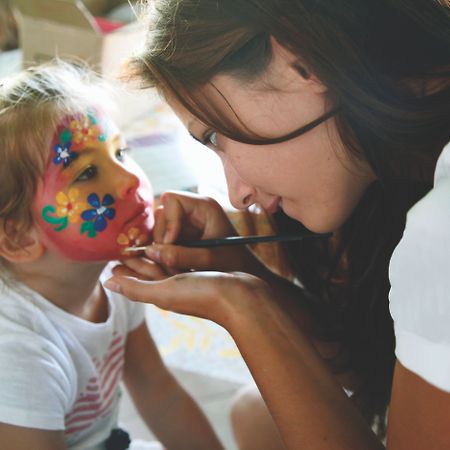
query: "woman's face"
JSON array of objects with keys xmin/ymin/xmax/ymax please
[
  {"xmin": 33, "ymin": 110, "xmax": 154, "ymax": 261},
  {"xmin": 170, "ymin": 42, "xmax": 376, "ymax": 233}
]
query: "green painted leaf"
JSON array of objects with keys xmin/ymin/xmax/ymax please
[
  {"xmin": 60, "ymin": 129, "xmax": 72, "ymax": 144},
  {"xmin": 41, "ymin": 206, "xmax": 68, "ymax": 232},
  {"xmin": 87, "ymin": 112, "xmax": 97, "ymax": 125},
  {"xmin": 80, "ymin": 221, "xmax": 96, "ymax": 238}
]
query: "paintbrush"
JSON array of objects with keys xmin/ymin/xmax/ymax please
[{"xmin": 125, "ymin": 231, "xmax": 331, "ymax": 252}]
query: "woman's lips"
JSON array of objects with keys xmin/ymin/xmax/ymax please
[{"xmin": 263, "ymin": 198, "xmax": 282, "ymax": 214}]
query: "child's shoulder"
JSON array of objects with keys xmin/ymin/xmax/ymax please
[{"xmin": 0, "ymin": 278, "xmax": 56, "ymax": 335}]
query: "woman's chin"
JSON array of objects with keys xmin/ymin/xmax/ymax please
[
  {"xmin": 302, "ymin": 217, "xmax": 345, "ymax": 235},
  {"xmin": 286, "ymin": 210, "xmax": 342, "ymax": 235}
]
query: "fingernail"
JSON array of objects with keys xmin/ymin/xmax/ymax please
[
  {"xmin": 104, "ymin": 279, "xmax": 122, "ymax": 293},
  {"xmin": 145, "ymin": 244, "xmax": 161, "ymax": 261}
]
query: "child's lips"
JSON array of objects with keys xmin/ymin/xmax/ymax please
[{"xmin": 124, "ymin": 206, "xmax": 151, "ymax": 226}]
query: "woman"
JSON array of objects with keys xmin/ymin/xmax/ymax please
[{"xmin": 105, "ymin": 0, "xmax": 450, "ymax": 448}]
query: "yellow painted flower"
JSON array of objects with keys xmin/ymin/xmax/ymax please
[
  {"xmin": 55, "ymin": 188, "xmax": 86, "ymax": 224},
  {"xmin": 117, "ymin": 227, "xmax": 149, "ymax": 254}
]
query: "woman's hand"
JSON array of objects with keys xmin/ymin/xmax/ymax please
[
  {"xmin": 154, "ymin": 191, "xmax": 234, "ymax": 244},
  {"xmin": 106, "ymin": 262, "xmax": 272, "ymax": 330},
  {"xmin": 116, "ymin": 191, "xmax": 311, "ymax": 330},
  {"xmin": 143, "ymin": 191, "xmax": 265, "ymax": 274}
]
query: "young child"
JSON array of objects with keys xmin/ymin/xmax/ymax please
[{"xmin": 0, "ymin": 61, "xmax": 224, "ymax": 450}]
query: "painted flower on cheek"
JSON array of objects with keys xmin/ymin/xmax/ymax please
[
  {"xmin": 81, "ymin": 193, "xmax": 116, "ymax": 238},
  {"xmin": 70, "ymin": 113, "xmax": 106, "ymax": 146},
  {"xmin": 117, "ymin": 227, "xmax": 149, "ymax": 255},
  {"xmin": 55, "ymin": 188, "xmax": 87, "ymax": 224}
]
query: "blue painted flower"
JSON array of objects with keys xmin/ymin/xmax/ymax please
[
  {"xmin": 53, "ymin": 140, "xmax": 78, "ymax": 167},
  {"xmin": 81, "ymin": 193, "xmax": 116, "ymax": 232}
]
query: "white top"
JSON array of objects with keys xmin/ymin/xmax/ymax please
[
  {"xmin": 389, "ymin": 142, "xmax": 450, "ymax": 392},
  {"xmin": 0, "ymin": 267, "xmax": 145, "ymax": 450}
]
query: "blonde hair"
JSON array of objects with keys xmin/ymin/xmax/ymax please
[{"xmin": 0, "ymin": 60, "xmax": 113, "ymax": 239}]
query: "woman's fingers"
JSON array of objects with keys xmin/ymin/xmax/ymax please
[
  {"xmin": 154, "ymin": 191, "xmax": 202, "ymax": 244},
  {"xmin": 145, "ymin": 191, "xmax": 260, "ymax": 273},
  {"xmin": 111, "ymin": 264, "xmax": 140, "ymax": 278},
  {"xmin": 115, "ymin": 257, "xmax": 168, "ymax": 280},
  {"xmin": 104, "ymin": 272, "xmax": 231, "ymax": 321},
  {"xmin": 154, "ymin": 195, "xmax": 184, "ymax": 243},
  {"xmin": 104, "ymin": 270, "xmax": 271, "ymax": 326},
  {"xmin": 152, "ymin": 205, "xmax": 167, "ymax": 244},
  {"xmin": 144, "ymin": 240, "xmax": 261, "ymax": 274},
  {"xmin": 154, "ymin": 191, "xmax": 236, "ymax": 244},
  {"xmin": 145, "ymin": 244, "xmax": 214, "ymax": 271}
]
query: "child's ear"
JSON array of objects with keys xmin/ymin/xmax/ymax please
[{"xmin": 0, "ymin": 221, "xmax": 45, "ymax": 263}]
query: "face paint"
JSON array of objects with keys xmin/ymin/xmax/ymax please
[{"xmin": 33, "ymin": 110, "xmax": 154, "ymax": 262}]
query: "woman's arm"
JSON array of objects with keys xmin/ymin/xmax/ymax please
[
  {"xmin": 387, "ymin": 356, "xmax": 450, "ymax": 450},
  {"xmin": 123, "ymin": 322, "xmax": 225, "ymax": 450},
  {"xmin": 0, "ymin": 424, "xmax": 66, "ymax": 450},
  {"xmin": 106, "ymin": 271, "xmax": 383, "ymax": 450},
  {"xmin": 226, "ymin": 282, "xmax": 383, "ymax": 450}
]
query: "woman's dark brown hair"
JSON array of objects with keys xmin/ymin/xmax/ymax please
[{"xmin": 129, "ymin": 0, "xmax": 450, "ymax": 435}]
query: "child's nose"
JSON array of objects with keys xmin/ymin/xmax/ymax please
[{"xmin": 115, "ymin": 168, "xmax": 140, "ymax": 200}]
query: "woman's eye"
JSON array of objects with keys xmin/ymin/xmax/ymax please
[
  {"xmin": 116, "ymin": 147, "xmax": 129, "ymax": 162},
  {"xmin": 75, "ymin": 166, "xmax": 97, "ymax": 182},
  {"xmin": 202, "ymin": 131, "xmax": 218, "ymax": 148}
]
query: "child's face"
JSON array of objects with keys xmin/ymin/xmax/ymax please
[{"xmin": 33, "ymin": 110, "xmax": 154, "ymax": 262}]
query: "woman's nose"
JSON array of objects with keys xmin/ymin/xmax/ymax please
[
  {"xmin": 114, "ymin": 167, "xmax": 140, "ymax": 200},
  {"xmin": 224, "ymin": 163, "xmax": 256, "ymax": 210}
]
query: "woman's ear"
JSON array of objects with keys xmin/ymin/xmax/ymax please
[
  {"xmin": 270, "ymin": 36, "xmax": 328, "ymax": 94},
  {"xmin": 0, "ymin": 221, "xmax": 45, "ymax": 263}
]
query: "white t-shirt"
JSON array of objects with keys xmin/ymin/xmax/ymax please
[
  {"xmin": 389, "ymin": 142, "xmax": 450, "ymax": 392},
  {"xmin": 0, "ymin": 267, "xmax": 145, "ymax": 449}
]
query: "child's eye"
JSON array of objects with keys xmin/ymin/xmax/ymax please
[
  {"xmin": 116, "ymin": 147, "xmax": 129, "ymax": 162},
  {"xmin": 202, "ymin": 131, "xmax": 218, "ymax": 148},
  {"xmin": 76, "ymin": 166, "xmax": 97, "ymax": 182}
]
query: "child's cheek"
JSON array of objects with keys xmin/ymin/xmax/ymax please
[
  {"xmin": 33, "ymin": 182, "xmax": 154, "ymax": 262},
  {"xmin": 33, "ymin": 172, "xmax": 90, "ymax": 256},
  {"xmin": 34, "ymin": 170, "xmax": 70, "ymax": 225}
]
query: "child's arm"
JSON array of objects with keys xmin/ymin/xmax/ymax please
[
  {"xmin": 0, "ymin": 423, "xmax": 66, "ymax": 449},
  {"xmin": 123, "ymin": 322, "xmax": 225, "ymax": 450}
]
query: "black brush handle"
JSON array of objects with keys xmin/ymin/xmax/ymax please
[{"xmin": 177, "ymin": 232, "xmax": 331, "ymax": 248}]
